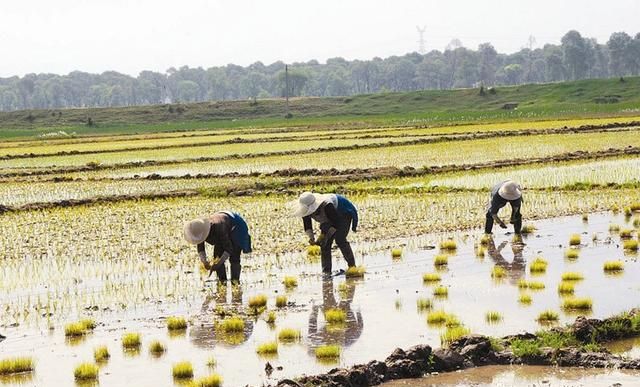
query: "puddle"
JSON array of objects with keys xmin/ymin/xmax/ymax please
[{"xmin": 1, "ymin": 212, "xmax": 639, "ymax": 386}]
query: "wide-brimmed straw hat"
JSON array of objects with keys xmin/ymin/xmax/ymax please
[
  {"xmin": 183, "ymin": 218, "xmax": 211, "ymax": 245},
  {"xmin": 290, "ymin": 191, "xmax": 331, "ymax": 218},
  {"xmin": 498, "ymin": 180, "xmax": 522, "ymax": 201}
]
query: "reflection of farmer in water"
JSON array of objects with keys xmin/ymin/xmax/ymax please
[
  {"xmin": 189, "ymin": 283, "xmax": 253, "ymax": 348},
  {"xmin": 307, "ymin": 276, "xmax": 363, "ymax": 354},
  {"xmin": 486, "ymin": 239, "xmax": 525, "ymax": 284}
]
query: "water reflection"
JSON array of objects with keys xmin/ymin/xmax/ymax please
[{"xmin": 486, "ymin": 239, "xmax": 525, "ymax": 285}]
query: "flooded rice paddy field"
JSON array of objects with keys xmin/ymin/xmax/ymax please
[{"xmin": 2, "ymin": 211, "xmax": 640, "ymax": 386}]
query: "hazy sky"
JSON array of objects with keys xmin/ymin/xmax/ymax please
[{"xmin": 1, "ymin": 0, "xmax": 638, "ymax": 77}]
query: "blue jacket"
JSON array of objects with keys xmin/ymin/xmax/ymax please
[
  {"xmin": 336, "ymin": 195, "xmax": 359, "ymax": 232},
  {"xmin": 220, "ymin": 211, "xmax": 252, "ymax": 253}
]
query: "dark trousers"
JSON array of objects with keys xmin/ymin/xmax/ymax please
[
  {"xmin": 319, "ymin": 214, "xmax": 356, "ymax": 273},
  {"xmin": 485, "ymin": 202, "xmax": 522, "ymax": 234},
  {"xmin": 213, "ymin": 244, "xmax": 242, "ymax": 282}
]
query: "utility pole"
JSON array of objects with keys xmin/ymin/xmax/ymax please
[
  {"xmin": 285, "ymin": 64, "xmax": 290, "ymax": 117},
  {"xmin": 416, "ymin": 25, "xmax": 427, "ymax": 54}
]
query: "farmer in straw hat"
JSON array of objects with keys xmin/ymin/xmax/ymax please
[
  {"xmin": 183, "ymin": 211, "xmax": 252, "ymax": 283},
  {"xmin": 485, "ymin": 180, "xmax": 523, "ymax": 235},
  {"xmin": 291, "ymin": 192, "xmax": 359, "ymax": 274}
]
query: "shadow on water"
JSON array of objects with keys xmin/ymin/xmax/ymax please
[{"xmin": 486, "ymin": 238, "xmax": 525, "ymax": 285}]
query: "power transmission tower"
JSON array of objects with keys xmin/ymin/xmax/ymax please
[{"xmin": 416, "ymin": 25, "xmax": 427, "ymax": 54}]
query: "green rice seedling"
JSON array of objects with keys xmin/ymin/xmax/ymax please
[
  {"xmin": 609, "ymin": 224, "xmax": 621, "ymax": 233},
  {"xmin": 569, "ymin": 234, "xmax": 581, "ymax": 246},
  {"xmin": 193, "ymin": 374, "xmax": 223, "ymax": 387},
  {"xmin": 167, "ymin": 316, "xmax": 187, "ymax": 331},
  {"xmin": 422, "ymin": 272, "xmax": 441, "ymax": 283},
  {"xmin": 172, "ymin": 361, "xmax": 194, "ymax": 380},
  {"xmin": 536, "ymin": 310, "xmax": 559, "ymax": 323},
  {"xmin": 633, "ymin": 218, "xmax": 640, "ymax": 228},
  {"xmin": 433, "ymin": 254, "xmax": 449, "ymax": 266},
  {"xmin": 620, "ymin": 229, "xmax": 634, "ymax": 239},
  {"xmin": 256, "ymin": 341, "xmax": 278, "ymax": 355},
  {"xmin": 433, "ymin": 286, "xmax": 448, "ymax": 298},
  {"xmin": 623, "ymin": 240, "xmax": 639, "ymax": 251},
  {"xmin": 80, "ymin": 318, "xmax": 96, "ymax": 330},
  {"xmin": 205, "ymin": 356, "xmax": 217, "ymax": 368},
  {"xmin": 630, "ymin": 203, "xmax": 640, "ymax": 212},
  {"xmin": 518, "ymin": 294, "xmax": 532, "ymax": 305},
  {"xmin": 307, "ymin": 245, "xmax": 321, "ymax": 257},
  {"xmin": 426, "ymin": 310, "xmax": 448, "ymax": 325},
  {"xmin": 444, "ymin": 315, "xmax": 461, "ymax": 328},
  {"xmin": 612, "ymin": 205, "xmax": 621, "ymax": 214},
  {"xmin": 624, "ymin": 207, "xmax": 633, "ymax": 217},
  {"xmin": 561, "ymin": 272, "xmax": 584, "ymax": 281},
  {"xmin": 518, "ymin": 280, "xmax": 545, "ymax": 290},
  {"xmin": 278, "ymin": 328, "xmax": 301, "ymax": 343},
  {"xmin": 520, "ymin": 224, "xmax": 536, "ymax": 234},
  {"xmin": 275, "ymin": 295, "xmax": 288, "ymax": 308},
  {"xmin": 324, "ymin": 308, "xmax": 346, "ymax": 324},
  {"xmin": 562, "ymin": 297, "xmax": 593, "ymax": 311},
  {"xmin": 93, "ymin": 346, "xmax": 110, "ymax": 363},
  {"xmin": 248, "ymin": 294, "xmax": 268, "ymax": 309},
  {"xmin": 121, "ymin": 332, "xmax": 141, "ymax": 349},
  {"xmin": 345, "ymin": 266, "xmax": 365, "ymax": 278},
  {"xmin": 529, "ymin": 257, "xmax": 548, "ymax": 274},
  {"xmin": 479, "ymin": 234, "xmax": 491, "ymax": 246},
  {"xmin": 439, "ymin": 239, "xmax": 457, "ymax": 251},
  {"xmin": 266, "ymin": 311, "xmax": 277, "ymax": 324},
  {"xmin": 557, "ymin": 282, "xmax": 575, "ymax": 295},
  {"xmin": 603, "ymin": 260, "xmax": 624, "ymax": 272},
  {"xmin": 440, "ymin": 326, "xmax": 470, "ymax": 346},
  {"xmin": 582, "ymin": 214, "xmax": 589, "ymax": 222},
  {"xmin": 148, "ymin": 340, "xmax": 166, "ymax": 355},
  {"xmin": 416, "ymin": 298, "xmax": 433, "ymax": 312},
  {"xmin": 485, "ymin": 311, "xmax": 502, "ymax": 323},
  {"xmin": 64, "ymin": 322, "xmax": 88, "ymax": 337},
  {"xmin": 512, "ymin": 234, "xmax": 523, "ymax": 244},
  {"xmin": 0, "ymin": 357, "xmax": 34, "ymax": 375},
  {"xmin": 219, "ymin": 317, "xmax": 245, "ymax": 332},
  {"xmin": 283, "ymin": 276, "xmax": 298, "ymax": 289},
  {"xmin": 74, "ymin": 362, "xmax": 99, "ymax": 381},
  {"xmin": 315, "ymin": 345, "xmax": 341, "ymax": 359},
  {"xmin": 476, "ymin": 246, "xmax": 486, "ymax": 258},
  {"xmin": 491, "ymin": 265, "xmax": 507, "ymax": 279},
  {"xmin": 391, "ymin": 248, "xmax": 403, "ymax": 258},
  {"xmin": 565, "ymin": 248, "xmax": 580, "ymax": 259},
  {"xmin": 395, "ymin": 299, "xmax": 402, "ymax": 310}
]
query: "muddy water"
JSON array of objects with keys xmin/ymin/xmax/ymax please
[
  {"xmin": 1, "ymin": 212, "xmax": 640, "ymax": 386},
  {"xmin": 383, "ymin": 365, "xmax": 640, "ymax": 386}
]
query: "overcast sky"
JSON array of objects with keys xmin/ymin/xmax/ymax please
[{"xmin": 1, "ymin": 0, "xmax": 638, "ymax": 77}]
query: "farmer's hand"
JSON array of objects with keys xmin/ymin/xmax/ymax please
[
  {"xmin": 199, "ymin": 251, "xmax": 211, "ymax": 270},
  {"xmin": 306, "ymin": 229, "xmax": 316, "ymax": 245}
]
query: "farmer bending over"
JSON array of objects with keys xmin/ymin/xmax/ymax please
[
  {"xmin": 183, "ymin": 211, "xmax": 252, "ymax": 283},
  {"xmin": 292, "ymin": 192, "xmax": 358, "ymax": 274},
  {"xmin": 485, "ymin": 180, "xmax": 523, "ymax": 235}
]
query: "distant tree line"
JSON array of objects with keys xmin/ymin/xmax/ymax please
[{"xmin": 1, "ymin": 30, "xmax": 639, "ymax": 111}]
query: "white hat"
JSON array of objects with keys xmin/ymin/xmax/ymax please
[
  {"xmin": 183, "ymin": 218, "xmax": 211, "ymax": 245},
  {"xmin": 498, "ymin": 180, "xmax": 522, "ymax": 201},
  {"xmin": 290, "ymin": 192, "xmax": 330, "ymax": 218}
]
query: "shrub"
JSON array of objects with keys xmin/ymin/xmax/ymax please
[
  {"xmin": 609, "ymin": 224, "xmax": 621, "ymax": 232},
  {"xmin": 172, "ymin": 361, "xmax": 194, "ymax": 379},
  {"xmin": 510, "ymin": 339, "xmax": 542, "ymax": 357},
  {"xmin": 74, "ymin": 362, "xmax": 99, "ymax": 381}
]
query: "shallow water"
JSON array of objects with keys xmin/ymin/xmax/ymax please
[{"xmin": 1, "ymin": 212, "xmax": 640, "ymax": 386}]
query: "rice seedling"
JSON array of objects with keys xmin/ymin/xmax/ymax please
[
  {"xmin": 422, "ymin": 272, "xmax": 441, "ymax": 283},
  {"xmin": 219, "ymin": 317, "xmax": 245, "ymax": 332},
  {"xmin": 569, "ymin": 234, "xmax": 581, "ymax": 246},
  {"xmin": 565, "ymin": 248, "xmax": 580, "ymax": 259},
  {"xmin": 485, "ymin": 311, "xmax": 502, "ymax": 323},
  {"xmin": 518, "ymin": 294, "xmax": 532, "ymax": 305},
  {"xmin": 529, "ymin": 257, "xmax": 548, "ymax": 274},
  {"xmin": 518, "ymin": 280, "xmax": 545, "ymax": 290},
  {"xmin": 557, "ymin": 282, "xmax": 575, "ymax": 295},
  {"xmin": 634, "ymin": 218, "xmax": 640, "ymax": 228},
  {"xmin": 480, "ymin": 234, "xmax": 491, "ymax": 246},
  {"xmin": 625, "ymin": 207, "xmax": 633, "ymax": 217},
  {"xmin": 395, "ymin": 299, "xmax": 402, "ymax": 310},
  {"xmin": 93, "ymin": 346, "xmax": 110, "ymax": 363},
  {"xmin": 582, "ymin": 214, "xmax": 589, "ymax": 222},
  {"xmin": 122, "ymin": 332, "xmax": 141, "ymax": 349},
  {"xmin": 64, "ymin": 322, "xmax": 89, "ymax": 337},
  {"xmin": 416, "ymin": 298, "xmax": 433, "ymax": 312},
  {"xmin": 426, "ymin": 310, "xmax": 448, "ymax": 325},
  {"xmin": 283, "ymin": 276, "xmax": 298, "ymax": 289},
  {"xmin": 537, "ymin": 310, "xmax": 559, "ymax": 323},
  {"xmin": 391, "ymin": 248, "xmax": 403, "ymax": 258},
  {"xmin": 620, "ymin": 229, "xmax": 634, "ymax": 239},
  {"xmin": 275, "ymin": 295, "xmax": 288, "ymax": 308},
  {"xmin": 433, "ymin": 254, "xmax": 449, "ymax": 266},
  {"xmin": 74, "ymin": 362, "xmax": 99, "ymax": 381},
  {"xmin": 609, "ymin": 224, "xmax": 621, "ymax": 232},
  {"xmin": 520, "ymin": 224, "xmax": 536, "ymax": 234},
  {"xmin": 440, "ymin": 326, "xmax": 470, "ymax": 346},
  {"xmin": 345, "ymin": 266, "xmax": 366, "ymax": 278},
  {"xmin": 562, "ymin": 297, "xmax": 593, "ymax": 311},
  {"xmin": 256, "ymin": 341, "xmax": 278, "ymax": 355},
  {"xmin": 603, "ymin": 260, "xmax": 624, "ymax": 272},
  {"xmin": 167, "ymin": 316, "xmax": 188, "ymax": 331},
  {"xmin": 561, "ymin": 272, "xmax": 584, "ymax": 281},
  {"xmin": 623, "ymin": 240, "xmax": 639, "ymax": 251},
  {"xmin": 476, "ymin": 246, "xmax": 486, "ymax": 258},
  {"xmin": 315, "ymin": 345, "xmax": 341, "ymax": 359},
  {"xmin": 439, "ymin": 239, "xmax": 457, "ymax": 251},
  {"xmin": 324, "ymin": 308, "xmax": 346, "ymax": 324},
  {"xmin": 148, "ymin": 340, "xmax": 166, "ymax": 355},
  {"xmin": 206, "ymin": 356, "xmax": 217, "ymax": 368},
  {"xmin": 278, "ymin": 328, "xmax": 301, "ymax": 342},
  {"xmin": 266, "ymin": 311, "xmax": 277, "ymax": 324},
  {"xmin": 172, "ymin": 361, "xmax": 194, "ymax": 380},
  {"xmin": 193, "ymin": 374, "xmax": 223, "ymax": 387},
  {"xmin": 0, "ymin": 357, "xmax": 34, "ymax": 375},
  {"xmin": 248, "ymin": 294, "xmax": 268, "ymax": 309},
  {"xmin": 491, "ymin": 265, "xmax": 507, "ymax": 279},
  {"xmin": 445, "ymin": 314, "xmax": 462, "ymax": 328},
  {"xmin": 433, "ymin": 286, "xmax": 448, "ymax": 298},
  {"xmin": 630, "ymin": 203, "xmax": 640, "ymax": 212},
  {"xmin": 307, "ymin": 245, "xmax": 321, "ymax": 257},
  {"xmin": 80, "ymin": 318, "xmax": 96, "ymax": 330}
]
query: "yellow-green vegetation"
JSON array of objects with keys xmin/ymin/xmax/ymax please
[
  {"xmin": 491, "ymin": 265, "xmax": 507, "ymax": 279},
  {"xmin": 278, "ymin": 328, "xmax": 301, "ymax": 343},
  {"xmin": 74, "ymin": 362, "xmax": 99, "ymax": 381},
  {"xmin": 433, "ymin": 286, "xmax": 448, "ymax": 297},
  {"xmin": 248, "ymin": 294, "xmax": 268, "ymax": 309},
  {"xmin": 439, "ymin": 239, "xmax": 457, "ymax": 251},
  {"xmin": 79, "ymin": 318, "xmax": 96, "ymax": 330},
  {"xmin": 426, "ymin": 310, "xmax": 449, "ymax": 325},
  {"xmin": 529, "ymin": 257, "xmax": 548, "ymax": 274},
  {"xmin": 167, "ymin": 316, "xmax": 188, "ymax": 331},
  {"xmin": 520, "ymin": 224, "xmax": 536, "ymax": 234},
  {"xmin": 64, "ymin": 318, "xmax": 96, "ymax": 337},
  {"xmin": 485, "ymin": 311, "xmax": 503, "ymax": 323},
  {"xmin": 172, "ymin": 361, "xmax": 194, "ymax": 379},
  {"xmin": 440, "ymin": 326, "xmax": 471, "ymax": 346},
  {"xmin": 476, "ymin": 246, "xmax": 486, "ymax": 258},
  {"xmin": 391, "ymin": 248, "xmax": 403, "ymax": 258},
  {"xmin": 149, "ymin": 340, "xmax": 166, "ymax": 355},
  {"xmin": 609, "ymin": 224, "xmax": 621, "ymax": 232},
  {"xmin": 324, "ymin": 308, "xmax": 347, "ymax": 324},
  {"xmin": 416, "ymin": 298, "xmax": 433, "ymax": 312},
  {"xmin": 479, "ymin": 234, "xmax": 491, "ymax": 246},
  {"xmin": 562, "ymin": 297, "xmax": 593, "ymax": 311},
  {"xmin": 565, "ymin": 248, "xmax": 580, "ymax": 259},
  {"xmin": 582, "ymin": 214, "xmax": 589, "ymax": 222},
  {"xmin": 518, "ymin": 294, "xmax": 532, "ymax": 305},
  {"xmin": 422, "ymin": 272, "xmax": 441, "ymax": 283},
  {"xmin": 219, "ymin": 317, "xmax": 245, "ymax": 332},
  {"xmin": 620, "ymin": 229, "xmax": 634, "ymax": 239},
  {"xmin": 205, "ymin": 356, "xmax": 217, "ymax": 368},
  {"xmin": 267, "ymin": 311, "xmax": 277, "ymax": 324},
  {"xmin": 557, "ymin": 281, "xmax": 576, "ymax": 295},
  {"xmin": 569, "ymin": 234, "xmax": 582, "ymax": 246},
  {"xmin": 0, "ymin": 357, "xmax": 34, "ymax": 375},
  {"xmin": 517, "ymin": 280, "xmax": 545, "ymax": 290},
  {"xmin": 192, "ymin": 374, "xmax": 223, "ymax": 387},
  {"xmin": 603, "ymin": 260, "xmax": 625, "ymax": 272},
  {"xmin": 345, "ymin": 265, "xmax": 366, "ymax": 278},
  {"xmin": 122, "ymin": 332, "xmax": 141, "ymax": 349},
  {"xmin": 623, "ymin": 240, "xmax": 639, "ymax": 251},
  {"xmin": 631, "ymin": 203, "xmax": 640, "ymax": 212},
  {"xmin": 445, "ymin": 314, "xmax": 462, "ymax": 328},
  {"xmin": 433, "ymin": 254, "xmax": 449, "ymax": 266},
  {"xmin": 283, "ymin": 276, "xmax": 298, "ymax": 289},
  {"xmin": 307, "ymin": 245, "xmax": 321, "ymax": 257},
  {"xmin": 256, "ymin": 341, "xmax": 278, "ymax": 355},
  {"xmin": 93, "ymin": 345, "xmax": 110, "ymax": 363},
  {"xmin": 561, "ymin": 272, "xmax": 584, "ymax": 281},
  {"xmin": 275, "ymin": 295, "xmax": 288, "ymax": 308},
  {"xmin": 537, "ymin": 310, "xmax": 560, "ymax": 323},
  {"xmin": 315, "ymin": 345, "xmax": 341, "ymax": 359}
]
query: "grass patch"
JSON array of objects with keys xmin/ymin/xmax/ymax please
[
  {"xmin": 432, "ymin": 286, "xmax": 448, "ymax": 298},
  {"xmin": 510, "ymin": 339, "xmax": 542, "ymax": 357},
  {"xmin": 167, "ymin": 316, "xmax": 188, "ymax": 331},
  {"xmin": 433, "ymin": 254, "xmax": 449, "ymax": 266},
  {"xmin": 485, "ymin": 311, "xmax": 503, "ymax": 324},
  {"xmin": 278, "ymin": 328, "xmax": 301, "ymax": 343},
  {"xmin": 149, "ymin": 340, "xmax": 166, "ymax": 355},
  {"xmin": 536, "ymin": 310, "xmax": 559, "ymax": 323},
  {"xmin": 172, "ymin": 361, "xmax": 194, "ymax": 380},
  {"xmin": 345, "ymin": 266, "xmax": 365, "ymax": 278},
  {"xmin": 283, "ymin": 276, "xmax": 298, "ymax": 289},
  {"xmin": 603, "ymin": 260, "xmax": 624, "ymax": 272},
  {"xmin": 122, "ymin": 332, "xmax": 141, "ymax": 349},
  {"xmin": 324, "ymin": 308, "xmax": 346, "ymax": 324},
  {"xmin": 557, "ymin": 281, "xmax": 576, "ymax": 295},
  {"xmin": 569, "ymin": 234, "xmax": 582, "ymax": 246},
  {"xmin": 93, "ymin": 346, "xmax": 110, "ymax": 363},
  {"xmin": 219, "ymin": 317, "xmax": 245, "ymax": 332},
  {"xmin": 529, "ymin": 257, "xmax": 548, "ymax": 274},
  {"xmin": 561, "ymin": 271, "xmax": 584, "ymax": 281},
  {"xmin": 422, "ymin": 272, "xmax": 441, "ymax": 283},
  {"xmin": 193, "ymin": 374, "xmax": 223, "ymax": 387},
  {"xmin": 248, "ymin": 294, "xmax": 268, "ymax": 309},
  {"xmin": 491, "ymin": 265, "xmax": 507, "ymax": 279},
  {"xmin": 315, "ymin": 345, "xmax": 341, "ymax": 359},
  {"xmin": 275, "ymin": 295, "xmax": 288, "ymax": 308},
  {"xmin": 74, "ymin": 362, "xmax": 99, "ymax": 381},
  {"xmin": 439, "ymin": 239, "xmax": 457, "ymax": 251},
  {"xmin": 562, "ymin": 297, "xmax": 593, "ymax": 311},
  {"xmin": 0, "ymin": 357, "xmax": 34, "ymax": 375},
  {"xmin": 256, "ymin": 341, "xmax": 278, "ymax": 355},
  {"xmin": 416, "ymin": 298, "xmax": 433, "ymax": 312},
  {"xmin": 440, "ymin": 326, "xmax": 471, "ymax": 346},
  {"xmin": 391, "ymin": 248, "xmax": 403, "ymax": 258}
]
